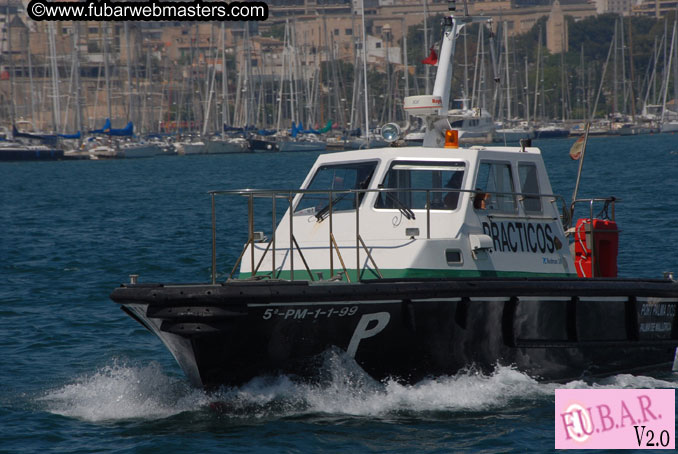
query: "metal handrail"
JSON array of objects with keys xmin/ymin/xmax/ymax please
[
  {"xmin": 570, "ymin": 197, "xmax": 617, "ymax": 224},
  {"xmin": 209, "ymin": 187, "xmax": 570, "ymax": 284}
]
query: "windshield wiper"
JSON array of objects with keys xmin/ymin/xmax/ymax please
[
  {"xmin": 315, "ymin": 193, "xmax": 349, "ymax": 222},
  {"xmin": 383, "ymin": 191, "xmax": 416, "ymax": 220}
]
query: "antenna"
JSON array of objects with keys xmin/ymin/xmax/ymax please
[{"xmin": 400, "ymin": 13, "xmax": 492, "ymax": 147}]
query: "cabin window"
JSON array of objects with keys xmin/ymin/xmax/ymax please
[
  {"xmin": 294, "ymin": 161, "xmax": 378, "ymax": 215},
  {"xmin": 474, "ymin": 162, "xmax": 516, "ymax": 213},
  {"xmin": 518, "ymin": 162, "xmax": 542, "ymax": 213},
  {"xmin": 375, "ymin": 161, "xmax": 466, "ymax": 211}
]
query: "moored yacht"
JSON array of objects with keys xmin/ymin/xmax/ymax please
[
  {"xmin": 493, "ymin": 122, "xmax": 535, "ymax": 143},
  {"xmin": 448, "ymin": 102, "xmax": 494, "ymax": 143},
  {"xmin": 206, "ymin": 136, "xmax": 250, "ymax": 154},
  {"xmin": 660, "ymin": 121, "xmax": 678, "ymax": 133},
  {"xmin": 119, "ymin": 140, "xmax": 163, "ymax": 158},
  {"xmin": 277, "ymin": 134, "xmax": 328, "ymax": 152},
  {"xmin": 534, "ymin": 123, "xmax": 570, "ymax": 139},
  {"xmin": 0, "ymin": 140, "xmax": 65, "ymax": 161}
]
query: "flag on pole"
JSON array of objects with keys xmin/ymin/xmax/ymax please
[
  {"xmin": 569, "ymin": 135, "xmax": 585, "ymax": 160},
  {"xmin": 421, "ymin": 47, "xmax": 438, "ymax": 66}
]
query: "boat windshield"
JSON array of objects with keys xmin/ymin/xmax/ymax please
[
  {"xmin": 295, "ymin": 161, "xmax": 378, "ymax": 215},
  {"xmin": 375, "ymin": 161, "xmax": 466, "ymax": 210}
]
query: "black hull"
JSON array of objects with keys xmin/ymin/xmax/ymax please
[
  {"xmin": 248, "ymin": 139, "xmax": 279, "ymax": 152},
  {"xmin": 110, "ymin": 277, "xmax": 678, "ymax": 388},
  {"xmin": 535, "ymin": 130, "xmax": 570, "ymax": 139}
]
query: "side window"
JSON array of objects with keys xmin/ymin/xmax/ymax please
[
  {"xmin": 518, "ymin": 163, "xmax": 542, "ymax": 213},
  {"xmin": 474, "ymin": 162, "xmax": 516, "ymax": 213},
  {"xmin": 375, "ymin": 161, "xmax": 465, "ymax": 210}
]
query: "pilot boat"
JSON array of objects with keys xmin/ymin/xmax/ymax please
[{"xmin": 110, "ymin": 12, "xmax": 678, "ymax": 388}]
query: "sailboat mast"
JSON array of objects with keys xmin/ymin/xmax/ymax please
[
  {"xmin": 73, "ymin": 22, "xmax": 82, "ymax": 134},
  {"xmin": 580, "ymin": 44, "xmax": 586, "ymax": 120},
  {"xmin": 102, "ymin": 23, "xmax": 113, "ymax": 122},
  {"xmin": 125, "ymin": 22, "xmax": 134, "ymax": 126},
  {"xmin": 612, "ymin": 20, "xmax": 618, "ymax": 116},
  {"xmin": 627, "ymin": 17, "xmax": 637, "ymax": 121},
  {"xmin": 403, "ymin": 17, "xmax": 410, "ymax": 100},
  {"xmin": 27, "ymin": 27, "xmax": 36, "ymax": 130},
  {"xmin": 620, "ymin": 18, "xmax": 627, "ymax": 115},
  {"xmin": 642, "ymin": 35, "xmax": 661, "ymax": 116},
  {"xmin": 275, "ymin": 20, "xmax": 287, "ymax": 132},
  {"xmin": 660, "ymin": 19, "xmax": 676, "ymax": 124},
  {"xmin": 504, "ymin": 24, "xmax": 511, "ymax": 122},
  {"xmin": 48, "ymin": 22, "xmax": 61, "ymax": 132},
  {"xmin": 6, "ymin": 6, "xmax": 16, "ymax": 126},
  {"xmin": 221, "ymin": 22, "xmax": 230, "ymax": 127},
  {"xmin": 288, "ymin": 23, "xmax": 296, "ymax": 125},
  {"xmin": 202, "ymin": 25, "xmax": 219, "ymax": 136},
  {"xmin": 524, "ymin": 56, "xmax": 529, "ymax": 124},
  {"xmin": 674, "ymin": 15, "xmax": 678, "ymax": 113},
  {"xmin": 532, "ymin": 29, "xmax": 541, "ymax": 122},
  {"xmin": 349, "ymin": 43, "xmax": 359, "ymax": 133},
  {"xmin": 471, "ymin": 25, "xmax": 482, "ymax": 109},
  {"xmin": 463, "ymin": 25, "xmax": 469, "ymax": 100},
  {"xmin": 591, "ymin": 29, "xmax": 615, "ymax": 122},
  {"xmin": 360, "ymin": 0, "xmax": 369, "ymax": 138},
  {"xmin": 560, "ymin": 23, "xmax": 566, "ymax": 121}
]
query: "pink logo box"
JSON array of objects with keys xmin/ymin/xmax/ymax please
[{"xmin": 555, "ymin": 389, "xmax": 675, "ymax": 449}]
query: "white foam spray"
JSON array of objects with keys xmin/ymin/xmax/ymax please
[
  {"xmin": 39, "ymin": 352, "xmax": 678, "ymax": 422},
  {"xmin": 39, "ymin": 360, "xmax": 210, "ymax": 422}
]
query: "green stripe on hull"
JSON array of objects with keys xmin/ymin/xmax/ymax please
[{"xmin": 238, "ymin": 268, "xmax": 576, "ymax": 281}]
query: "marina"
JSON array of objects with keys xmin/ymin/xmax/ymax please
[{"xmin": 2, "ymin": 3, "xmax": 678, "ymax": 160}]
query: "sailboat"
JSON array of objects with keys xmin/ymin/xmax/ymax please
[
  {"xmin": 273, "ymin": 121, "xmax": 326, "ymax": 152},
  {"xmin": 205, "ymin": 25, "xmax": 251, "ymax": 154},
  {"xmin": 342, "ymin": 0, "xmax": 389, "ymax": 150},
  {"xmin": 493, "ymin": 24, "xmax": 534, "ymax": 143},
  {"xmin": 660, "ymin": 16, "xmax": 678, "ymax": 133}
]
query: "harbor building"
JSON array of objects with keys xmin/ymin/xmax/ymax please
[
  {"xmin": 631, "ymin": 0, "xmax": 678, "ymax": 18},
  {"xmin": 546, "ymin": 0, "xmax": 569, "ymax": 54}
]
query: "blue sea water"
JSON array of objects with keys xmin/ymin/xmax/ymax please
[{"xmin": 1, "ymin": 134, "xmax": 678, "ymax": 453}]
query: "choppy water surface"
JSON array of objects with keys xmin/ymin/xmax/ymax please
[{"xmin": 2, "ymin": 134, "xmax": 677, "ymax": 453}]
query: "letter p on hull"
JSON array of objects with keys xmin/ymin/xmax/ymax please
[{"xmin": 346, "ymin": 312, "xmax": 391, "ymax": 357}]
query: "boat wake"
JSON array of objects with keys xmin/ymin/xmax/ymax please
[
  {"xmin": 38, "ymin": 360, "xmax": 211, "ymax": 422},
  {"xmin": 39, "ymin": 352, "xmax": 678, "ymax": 423}
]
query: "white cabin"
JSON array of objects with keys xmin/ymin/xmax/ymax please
[
  {"xmin": 239, "ymin": 145, "xmax": 576, "ymax": 281},
  {"xmin": 236, "ymin": 14, "xmax": 575, "ymax": 281}
]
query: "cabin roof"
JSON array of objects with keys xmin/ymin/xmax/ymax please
[{"xmin": 314, "ymin": 145, "xmax": 542, "ymax": 165}]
